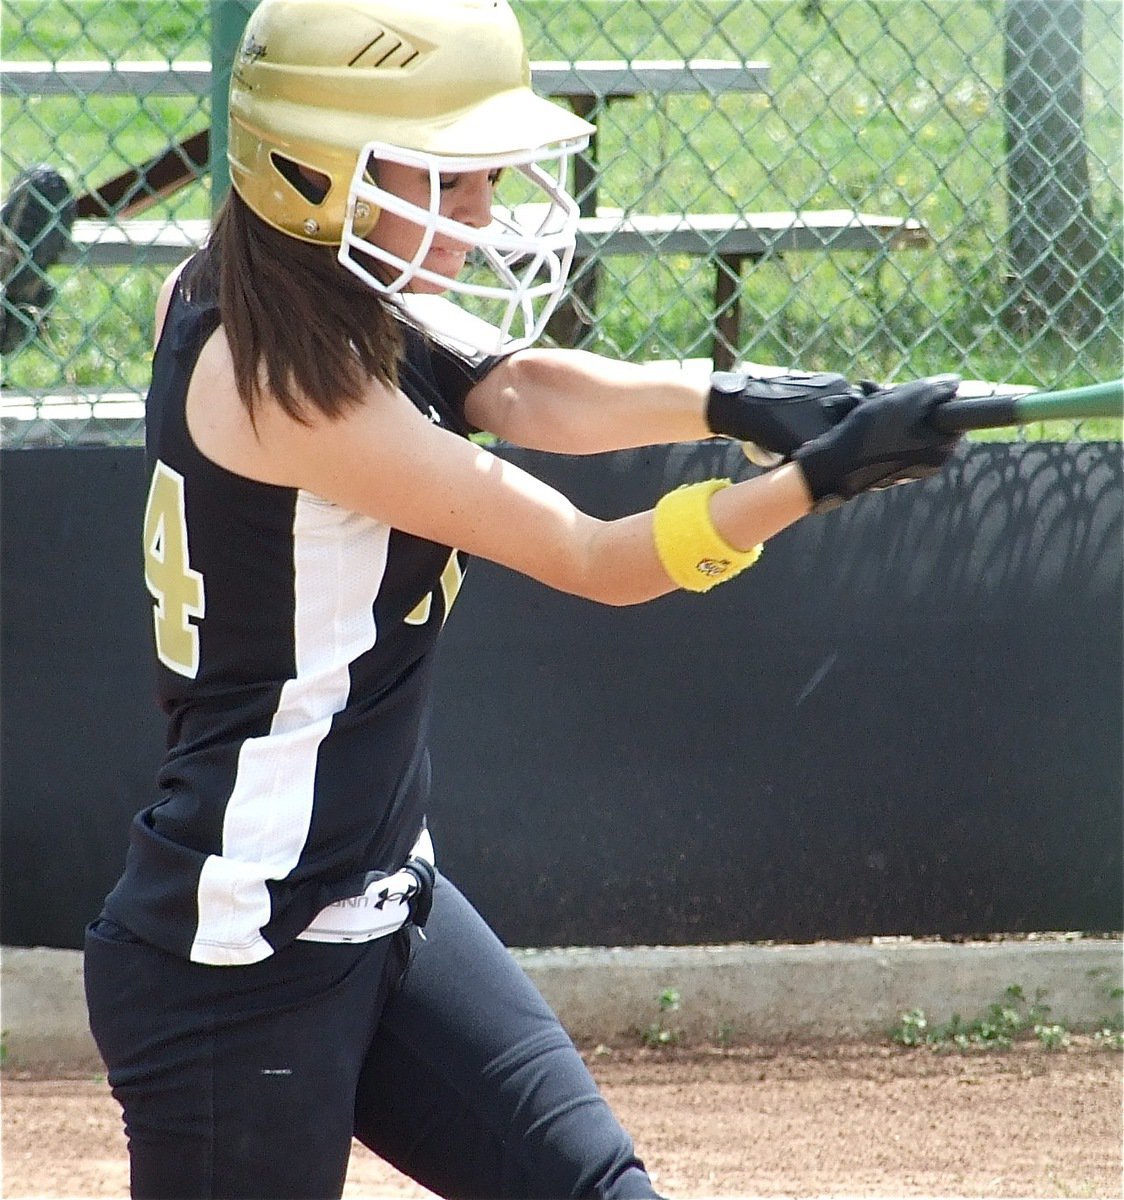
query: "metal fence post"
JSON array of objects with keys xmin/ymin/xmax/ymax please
[{"xmin": 210, "ymin": 0, "xmax": 255, "ymax": 213}]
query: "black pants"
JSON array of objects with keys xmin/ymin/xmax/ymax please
[{"xmin": 84, "ymin": 872, "xmax": 657, "ymax": 1200}]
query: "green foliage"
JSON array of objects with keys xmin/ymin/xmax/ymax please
[
  {"xmin": 640, "ymin": 987, "xmax": 683, "ymax": 1048},
  {"xmin": 1034, "ymin": 1023, "xmax": 1071, "ymax": 1051},
  {"xmin": 892, "ymin": 982, "xmax": 1124, "ymax": 1052},
  {"xmin": 10, "ymin": 267, "xmax": 163, "ymax": 391},
  {"xmin": 1089, "ymin": 978, "xmax": 1124, "ymax": 1048},
  {"xmin": 1, "ymin": 0, "xmax": 208, "ymax": 61},
  {"xmin": 521, "ymin": 0, "xmax": 1124, "ymax": 400},
  {"xmin": 892, "ymin": 985, "xmax": 1043, "ymax": 1050},
  {"xmin": 892, "ymin": 1006, "xmax": 929, "ymax": 1046},
  {"xmin": 2, "ymin": 0, "xmax": 1120, "ymax": 432}
]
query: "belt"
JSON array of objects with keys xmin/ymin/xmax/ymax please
[{"xmin": 296, "ymin": 827, "xmax": 435, "ymax": 945}]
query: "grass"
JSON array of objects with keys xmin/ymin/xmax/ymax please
[
  {"xmin": 891, "ymin": 982, "xmax": 1124, "ymax": 1052},
  {"xmin": 2, "ymin": 0, "xmax": 1121, "ymax": 438},
  {"xmin": 640, "ymin": 987, "xmax": 684, "ymax": 1048}
]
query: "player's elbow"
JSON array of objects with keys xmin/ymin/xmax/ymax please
[{"xmin": 560, "ymin": 518, "xmax": 673, "ymax": 608}]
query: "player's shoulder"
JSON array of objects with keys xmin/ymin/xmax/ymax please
[{"xmin": 154, "ymin": 259, "xmax": 193, "ymax": 349}]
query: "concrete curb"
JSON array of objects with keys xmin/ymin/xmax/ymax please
[
  {"xmin": 515, "ymin": 938, "xmax": 1123, "ymax": 1043},
  {"xmin": 3, "ymin": 938, "xmax": 1121, "ymax": 1071}
]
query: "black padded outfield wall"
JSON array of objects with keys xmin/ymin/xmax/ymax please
[{"xmin": 2, "ymin": 442, "xmax": 1121, "ymax": 950}]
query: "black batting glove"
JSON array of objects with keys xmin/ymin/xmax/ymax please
[
  {"xmin": 792, "ymin": 374, "xmax": 962, "ymax": 512},
  {"xmin": 705, "ymin": 370, "xmax": 861, "ymax": 460}
]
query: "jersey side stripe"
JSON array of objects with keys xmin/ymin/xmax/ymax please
[{"xmin": 190, "ymin": 495, "xmax": 391, "ymax": 965}]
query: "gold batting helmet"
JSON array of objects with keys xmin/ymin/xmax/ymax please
[{"xmin": 228, "ymin": 0, "xmax": 594, "ymax": 349}]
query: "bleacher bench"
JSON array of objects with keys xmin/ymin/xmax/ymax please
[
  {"xmin": 4, "ymin": 56, "xmax": 930, "ymax": 373},
  {"xmin": 571, "ymin": 209, "xmax": 930, "ymax": 367},
  {"xmin": 59, "ymin": 209, "xmax": 930, "ymax": 369},
  {"xmin": 63, "ymin": 210, "xmax": 929, "ymax": 265}
]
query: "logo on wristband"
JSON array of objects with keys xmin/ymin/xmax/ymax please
[{"xmin": 696, "ymin": 557, "xmax": 732, "ymax": 579}]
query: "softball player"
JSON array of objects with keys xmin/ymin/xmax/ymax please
[{"xmin": 83, "ymin": 1, "xmax": 961, "ymax": 1196}]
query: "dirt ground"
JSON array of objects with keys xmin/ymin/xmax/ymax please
[{"xmin": 2, "ymin": 1040, "xmax": 1120, "ymax": 1198}]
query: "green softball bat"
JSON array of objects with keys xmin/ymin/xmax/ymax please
[{"xmin": 930, "ymin": 379, "xmax": 1124, "ymax": 434}]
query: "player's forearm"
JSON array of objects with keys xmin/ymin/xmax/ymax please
[
  {"xmin": 708, "ymin": 461, "xmax": 814, "ymax": 548},
  {"xmin": 579, "ymin": 463, "xmax": 812, "ymax": 606},
  {"xmin": 466, "ymin": 348, "xmax": 711, "ymax": 452}
]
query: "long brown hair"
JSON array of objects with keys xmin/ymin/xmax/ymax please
[{"xmin": 181, "ymin": 190, "xmax": 401, "ymax": 424}]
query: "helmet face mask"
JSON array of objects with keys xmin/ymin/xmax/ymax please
[
  {"xmin": 339, "ymin": 142, "xmax": 584, "ymax": 352},
  {"xmin": 227, "ymin": 0, "xmax": 594, "ymax": 353}
]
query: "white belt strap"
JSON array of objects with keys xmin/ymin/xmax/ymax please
[{"xmin": 297, "ymin": 827, "xmax": 435, "ymax": 945}]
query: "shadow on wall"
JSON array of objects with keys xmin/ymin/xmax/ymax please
[{"xmin": 1, "ymin": 441, "xmax": 1121, "ymax": 949}]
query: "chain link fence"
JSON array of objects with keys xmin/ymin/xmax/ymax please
[{"xmin": 2, "ymin": 0, "xmax": 1121, "ymax": 447}]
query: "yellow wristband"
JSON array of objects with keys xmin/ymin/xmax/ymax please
[{"xmin": 652, "ymin": 478, "xmax": 763, "ymax": 593}]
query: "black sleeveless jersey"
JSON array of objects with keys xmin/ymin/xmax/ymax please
[{"xmin": 104, "ymin": 275, "xmax": 499, "ymax": 965}]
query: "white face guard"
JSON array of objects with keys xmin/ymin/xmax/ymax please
[{"xmin": 338, "ymin": 139, "xmax": 588, "ymax": 354}]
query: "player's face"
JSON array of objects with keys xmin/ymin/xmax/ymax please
[{"xmin": 365, "ymin": 160, "xmax": 501, "ymax": 294}]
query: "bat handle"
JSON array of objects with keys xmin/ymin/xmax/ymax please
[
  {"xmin": 930, "ymin": 380, "xmax": 1123, "ymax": 433},
  {"xmin": 928, "ymin": 395, "xmax": 1020, "ymax": 434}
]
